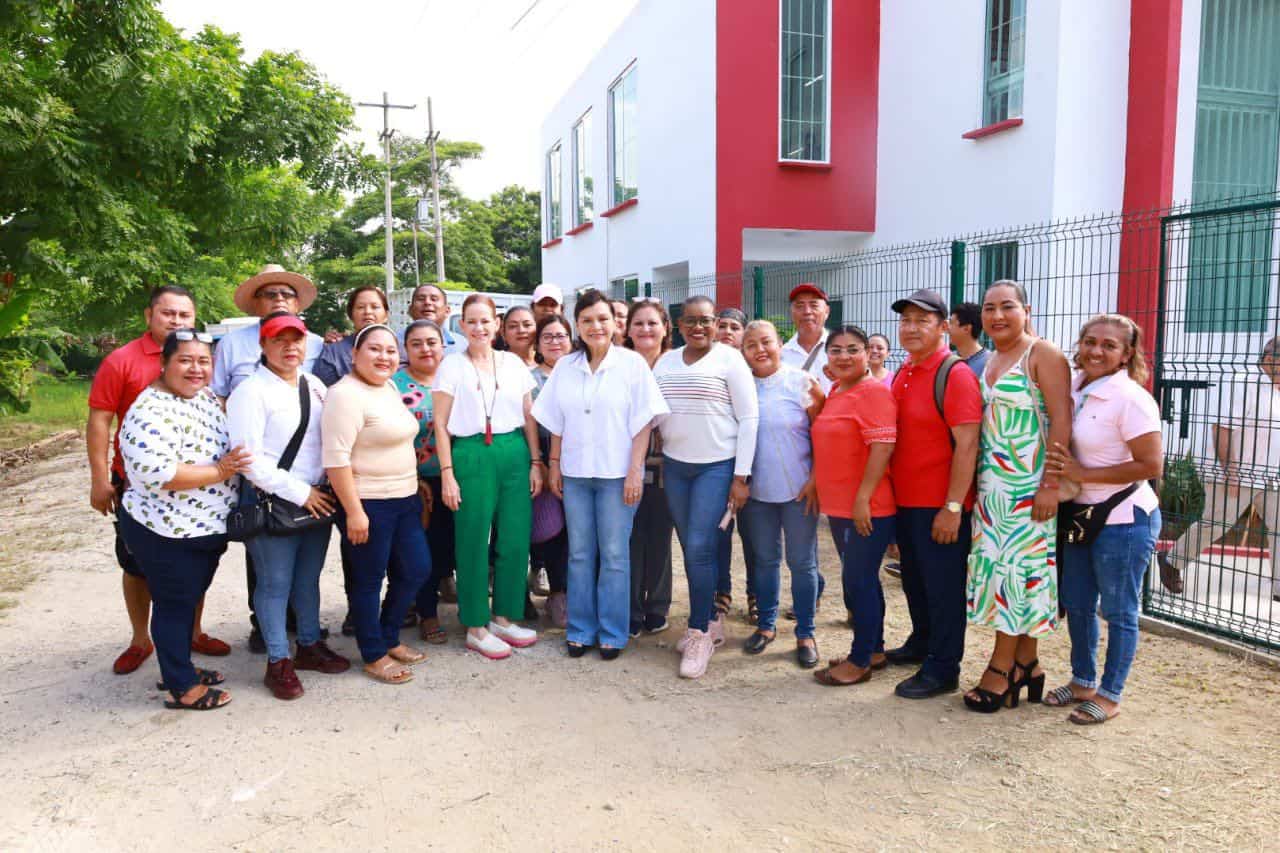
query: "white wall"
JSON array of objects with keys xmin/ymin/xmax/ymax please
[{"xmin": 538, "ymin": 0, "xmax": 716, "ymax": 294}]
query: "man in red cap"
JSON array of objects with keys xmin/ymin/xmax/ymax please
[
  {"xmin": 781, "ymin": 283, "xmax": 832, "ymax": 393},
  {"xmin": 87, "ymin": 285, "xmax": 231, "ymax": 674}
]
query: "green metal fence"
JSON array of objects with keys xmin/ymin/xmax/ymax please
[{"xmin": 649, "ymin": 196, "xmax": 1280, "ymax": 652}]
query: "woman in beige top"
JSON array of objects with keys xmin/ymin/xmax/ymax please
[{"xmin": 323, "ymin": 324, "xmax": 432, "ymax": 684}]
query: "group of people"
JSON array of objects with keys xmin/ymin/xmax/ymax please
[{"xmin": 88, "ymin": 264, "xmax": 1166, "ymax": 726}]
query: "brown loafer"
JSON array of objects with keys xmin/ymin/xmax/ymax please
[
  {"xmin": 264, "ymin": 658, "xmax": 304, "ymax": 700},
  {"xmin": 294, "ymin": 640, "xmax": 350, "ymax": 674},
  {"xmin": 814, "ymin": 661, "xmax": 871, "ymax": 686}
]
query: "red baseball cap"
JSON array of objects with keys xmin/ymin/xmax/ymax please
[
  {"xmin": 259, "ymin": 313, "xmax": 308, "ymax": 340},
  {"xmin": 788, "ymin": 283, "xmax": 828, "ymax": 302}
]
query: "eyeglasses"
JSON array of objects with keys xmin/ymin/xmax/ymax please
[
  {"xmin": 540, "ymin": 334, "xmax": 571, "ymax": 343},
  {"xmin": 680, "ymin": 316, "xmax": 716, "ymax": 328},
  {"xmin": 173, "ymin": 330, "xmax": 214, "ymax": 344},
  {"xmin": 256, "ymin": 288, "xmax": 298, "ymax": 300},
  {"xmin": 827, "ymin": 346, "xmax": 865, "ymax": 356}
]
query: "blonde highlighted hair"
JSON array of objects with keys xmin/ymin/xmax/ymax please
[{"xmin": 1073, "ymin": 313, "xmax": 1148, "ymax": 385}]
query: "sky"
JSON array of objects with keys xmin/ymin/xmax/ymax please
[{"xmin": 159, "ymin": 0, "xmax": 640, "ymax": 199}]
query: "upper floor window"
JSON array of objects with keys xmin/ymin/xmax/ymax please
[
  {"xmin": 780, "ymin": 0, "xmax": 830, "ymax": 162},
  {"xmin": 609, "ymin": 65, "xmax": 638, "ymax": 207},
  {"xmin": 545, "ymin": 142, "xmax": 562, "ymax": 241},
  {"xmin": 573, "ymin": 112, "xmax": 594, "ymax": 226},
  {"xmin": 982, "ymin": 0, "xmax": 1026, "ymax": 126}
]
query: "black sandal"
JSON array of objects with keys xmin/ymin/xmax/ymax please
[
  {"xmin": 714, "ymin": 592, "xmax": 732, "ymax": 618},
  {"xmin": 746, "ymin": 595, "xmax": 759, "ymax": 625},
  {"xmin": 963, "ymin": 665, "xmax": 1015, "ymax": 713},
  {"xmin": 156, "ymin": 668, "xmax": 224, "ymax": 692},
  {"xmin": 164, "ymin": 686, "xmax": 231, "ymax": 711}
]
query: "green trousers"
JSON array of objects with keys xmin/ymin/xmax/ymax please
[{"xmin": 452, "ymin": 430, "xmax": 532, "ymax": 627}]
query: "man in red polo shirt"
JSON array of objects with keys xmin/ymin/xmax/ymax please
[
  {"xmin": 87, "ymin": 285, "xmax": 230, "ymax": 674},
  {"xmin": 887, "ymin": 288, "xmax": 982, "ymax": 699}
]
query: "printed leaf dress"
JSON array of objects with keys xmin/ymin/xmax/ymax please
[{"xmin": 966, "ymin": 346, "xmax": 1058, "ymax": 636}]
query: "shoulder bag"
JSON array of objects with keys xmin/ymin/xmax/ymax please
[
  {"xmin": 1057, "ymin": 483, "xmax": 1140, "ymax": 546},
  {"xmin": 226, "ymin": 376, "xmax": 334, "ymax": 541}
]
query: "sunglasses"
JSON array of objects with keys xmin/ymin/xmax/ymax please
[
  {"xmin": 631, "ymin": 296, "xmax": 660, "ymax": 304},
  {"xmin": 256, "ymin": 288, "xmax": 298, "ymax": 300},
  {"xmin": 173, "ymin": 330, "xmax": 214, "ymax": 344}
]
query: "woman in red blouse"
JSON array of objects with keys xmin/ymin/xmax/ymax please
[{"xmin": 811, "ymin": 325, "xmax": 898, "ymax": 687}]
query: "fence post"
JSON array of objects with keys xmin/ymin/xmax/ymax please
[
  {"xmin": 949, "ymin": 241, "xmax": 966, "ymax": 309},
  {"xmin": 752, "ymin": 266, "xmax": 765, "ymax": 319},
  {"xmin": 644, "ymin": 280, "xmax": 651, "ymax": 298}
]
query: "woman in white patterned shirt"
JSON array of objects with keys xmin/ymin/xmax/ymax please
[{"xmin": 118, "ymin": 330, "xmax": 252, "ymax": 711}]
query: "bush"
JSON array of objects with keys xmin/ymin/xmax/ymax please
[{"xmin": 1159, "ymin": 454, "xmax": 1205, "ymax": 539}]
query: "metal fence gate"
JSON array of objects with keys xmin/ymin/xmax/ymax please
[{"xmin": 1153, "ymin": 198, "xmax": 1280, "ymax": 650}]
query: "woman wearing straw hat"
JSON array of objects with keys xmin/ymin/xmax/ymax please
[{"xmin": 211, "ymin": 264, "xmax": 326, "ymax": 654}]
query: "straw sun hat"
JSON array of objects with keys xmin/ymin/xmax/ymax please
[{"xmin": 233, "ymin": 264, "xmax": 318, "ymax": 314}]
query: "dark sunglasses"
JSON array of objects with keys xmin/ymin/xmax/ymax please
[{"xmin": 256, "ymin": 288, "xmax": 298, "ymax": 300}]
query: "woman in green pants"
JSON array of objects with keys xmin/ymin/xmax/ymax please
[{"xmin": 432, "ymin": 293, "xmax": 545, "ymax": 659}]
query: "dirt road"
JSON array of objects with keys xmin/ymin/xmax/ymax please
[{"xmin": 1, "ymin": 445, "xmax": 1278, "ymax": 851}]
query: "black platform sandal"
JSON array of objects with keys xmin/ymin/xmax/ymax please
[
  {"xmin": 1014, "ymin": 657, "xmax": 1045, "ymax": 704},
  {"xmin": 164, "ymin": 686, "xmax": 231, "ymax": 711},
  {"xmin": 963, "ymin": 665, "xmax": 1015, "ymax": 713}
]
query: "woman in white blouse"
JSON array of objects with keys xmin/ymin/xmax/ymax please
[
  {"xmin": 228, "ymin": 312, "xmax": 348, "ymax": 701},
  {"xmin": 653, "ymin": 295, "xmax": 759, "ymax": 679},
  {"xmin": 433, "ymin": 294, "xmax": 544, "ymax": 660},
  {"xmin": 117, "ymin": 329, "xmax": 252, "ymax": 711},
  {"xmin": 533, "ymin": 289, "xmax": 669, "ymax": 659}
]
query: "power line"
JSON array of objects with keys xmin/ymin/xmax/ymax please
[{"xmin": 510, "ymin": 0, "xmax": 544, "ymax": 30}]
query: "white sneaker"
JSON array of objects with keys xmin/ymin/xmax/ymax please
[
  {"xmin": 679, "ymin": 629, "xmax": 715, "ymax": 679},
  {"xmin": 708, "ymin": 614, "xmax": 726, "ymax": 647},
  {"xmin": 489, "ymin": 621, "xmax": 537, "ymax": 648},
  {"xmin": 466, "ymin": 631, "xmax": 512, "ymax": 660},
  {"xmin": 530, "ymin": 567, "xmax": 551, "ymax": 596}
]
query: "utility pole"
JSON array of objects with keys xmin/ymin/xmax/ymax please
[
  {"xmin": 426, "ymin": 97, "xmax": 446, "ymax": 283},
  {"xmin": 357, "ymin": 92, "xmax": 416, "ymax": 292}
]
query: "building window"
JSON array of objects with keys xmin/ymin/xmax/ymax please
[
  {"xmin": 545, "ymin": 142, "xmax": 562, "ymax": 241},
  {"xmin": 979, "ymin": 241, "xmax": 1019, "ymax": 286},
  {"xmin": 779, "ymin": 0, "xmax": 830, "ymax": 162},
  {"xmin": 573, "ymin": 112, "xmax": 593, "ymax": 227},
  {"xmin": 609, "ymin": 65, "xmax": 638, "ymax": 207},
  {"xmin": 609, "ymin": 276, "xmax": 639, "ymax": 302},
  {"xmin": 982, "ymin": 0, "xmax": 1026, "ymax": 126}
]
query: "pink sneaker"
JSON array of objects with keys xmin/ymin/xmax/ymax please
[{"xmin": 679, "ymin": 628, "xmax": 715, "ymax": 679}]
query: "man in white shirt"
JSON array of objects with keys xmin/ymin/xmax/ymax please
[
  {"xmin": 780, "ymin": 283, "xmax": 832, "ymax": 393},
  {"xmin": 1160, "ymin": 338, "xmax": 1280, "ymax": 601},
  {"xmin": 404, "ymin": 283, "xmax": 465, "ymax": 358}
]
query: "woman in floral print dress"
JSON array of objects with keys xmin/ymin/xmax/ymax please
[{"xmin": 963, "ymin": 281, "xmax": 1073, "ymax": 713}]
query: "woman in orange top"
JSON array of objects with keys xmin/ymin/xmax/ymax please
[{"xmin": 811, "ymin": 325, "xmax": 898, "ymax": 687}]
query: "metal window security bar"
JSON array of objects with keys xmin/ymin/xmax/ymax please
[
  {"xmin": 727, "ymin": 193, "xmax": 1280, "ymax": 651},
  {"xmin": 780, "ymin": 0, "xmax": 828, "ymax": 161},
  {"xmin": 983, "ymin": 0, "xmax": 1026, "ymax": 126}
]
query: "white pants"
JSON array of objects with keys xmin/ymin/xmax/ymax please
[{"xmin": 1172, "ymin": 481, "xmax": 1280, "ymax": 595}]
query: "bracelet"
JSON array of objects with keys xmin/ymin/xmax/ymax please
[
  {"xmin": 548, "ymin": 457, "xmax": 560, "ymax": 463},
  {"xmin": 531, "ymin": 459, "xmax": 545, "ymax": 467},
  {"xmin": 441, "ymin": 465, "xmax": 453, "ymax": 472}
]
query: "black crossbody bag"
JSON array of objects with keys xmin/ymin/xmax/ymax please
[
  {"xmin": 226, "ymin": 376, "xmax": 334, "ymax": 541},
  {"xmin": 1057, "ymin": 483, "xmax": 1140, "ymax": 547}
]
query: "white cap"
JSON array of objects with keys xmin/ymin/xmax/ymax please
[{"xmin": 531, "ymin": 283, "xmax": 564, "ymax": 305}]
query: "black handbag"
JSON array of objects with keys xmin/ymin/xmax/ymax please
[
  {"xmin": 225, "ymin": 376, "xmax": 334, "ymax": 541},
  {"xmin": 1057, "ymin": 483, "xmax": 1140, "ymax": 547}
]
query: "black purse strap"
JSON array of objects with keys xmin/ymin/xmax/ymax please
[{"xmin": 277, "ymin": 376, "xmax": 311, "ymax": 473}]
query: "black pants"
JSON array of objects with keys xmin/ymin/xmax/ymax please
[
  {"xmin": 530, "ymin": 526, "xmax": 568, "ymax": 594},
  {"xmin": 629, "ymin": 472, "xmax": 673, "ymax": 630},
  {"xmin": 415, "ymin": 475, "xmax": 458, "ymax": 618}
]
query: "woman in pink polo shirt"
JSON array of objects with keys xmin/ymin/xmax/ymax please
[
  {"xmin": 812, "ymin": 325, "xmax": 898, "ymax": 686},
  {"xmin": 1045, "ymin": 314, "xmax": 1163, "ymax": 726}
]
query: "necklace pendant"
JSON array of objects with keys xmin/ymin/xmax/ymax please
[{"xmin": 484, "ymin": 417, "xmax": 493, "ymax": 446}]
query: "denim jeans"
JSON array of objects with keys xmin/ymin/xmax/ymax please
[
  {"xmin": 739, "ymin": 498, "xmax": 819, "ymax": 637},
  {"xmin": 415, "ymin": 476, "xmax": 457, "ymax": 619},
  {"xmin": 716, "ymin": 518, "xmax": 758, "ymax": 599},
  {"xmin": 1060, "ymin": 507, "xmax": 1160, "ymax": 703},
  {"xmin": 830, "ymin": 516, "xmax": 895, "ymax": 667},
  {"xmin": 117, "ymin": 509, "xmax": 225, "ymax": 698},
  {"xmin": 896, "ymin": 507, "xmax": 971, "ymax": 681},
  {"xmin": 563, "ymin": 477, "xmax": 639, "ymax": 649},
  {"xmin": 663, "ymin": 456, "xmax": 734, "ymax": 632},
  {"xmin": 247, "ymin": 524, "xmax": 332, "ymax": 662},
  {"xmin": 340, "ymin": 494, "xmax": 432, "ymax": 663}
]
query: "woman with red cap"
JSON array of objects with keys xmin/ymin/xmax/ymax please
[{"xmin": 228, "ymin": 311, "xmax": 349, "ymax": 700}]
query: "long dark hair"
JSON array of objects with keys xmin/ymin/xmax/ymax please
[{"xmin": 571, "ymin": 288, "xmax": 613, "ymax": 353}]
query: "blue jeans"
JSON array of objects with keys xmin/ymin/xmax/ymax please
[
  {"xmin": 715, "ymin": 519, "xmax": 758, "ymax": 599},
  {"xmin": 340, "ymin": 495, "xmax": 432, "ymax": 663},
  {"xmin": 117, "ymin": 509, "xmax": 225, "ymax": 698},
  {"xmin": 897, "ymin": 507, "xmax": 971, "ymax": 681},
  {"xmin": 663, "ymin": 456, "xmax": 733, "ymax": 632},
  {"xmin": 563, "ymin": 477, "xmax": 639, "ymax": 649},
  {"xmin": 830, "ymin": 516, "xmax": 895, "ymax": 667},
  {"xmin": 1060, "ymin": 507, "xmax": 1160, "ymax": 703},
  {"xmin": 247, "ymin": 524, "xmax": 332, "ymax": 662},
  {"xmin": 739, "ymin": 498, "xmax": 819, "ymax": 637}
]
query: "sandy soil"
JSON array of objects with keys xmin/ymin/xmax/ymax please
[{"xmin": 1, "ymin": 444, "xmax": 1278, "ymax": 852}]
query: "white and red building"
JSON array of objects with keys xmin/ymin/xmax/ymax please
[{"xmin": 538, "ymin": 0, "xmax": 1280, "ymax": 313}]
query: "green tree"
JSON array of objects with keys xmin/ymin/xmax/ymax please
[
  {"xmin": 487, "ymin": 185, "xmax": 542, "ymax": 292},
  {"xmin": 0, "ymin": 1, "xmax": 373, "ymax": 407}
]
